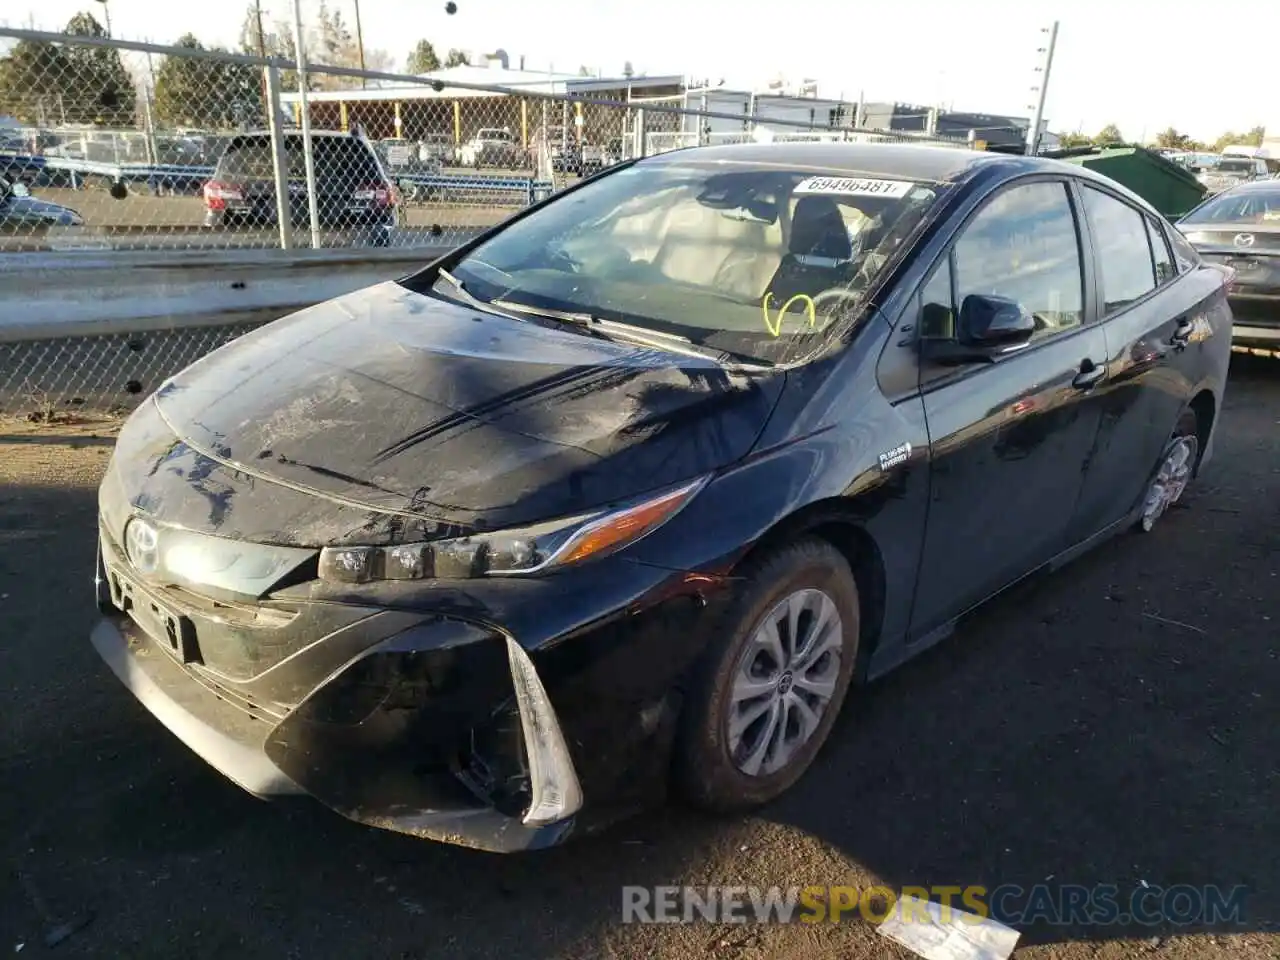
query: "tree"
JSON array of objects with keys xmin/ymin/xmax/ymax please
[
  {"xmin": 1057, "ymin": 131, "xmax": 1092, "ymax": 149},
  {"xmin": 153, "ymin": 33, "xmax": 262, "ymax": 130},
  {"xmin": 577, "ymin": 65, "xmax": 592, "ymax": 77},
  {"xmin": 59, "ymin": 12, "xmax": 136, "ymax": 125},
  {"xmin": 240, "ymin": 1, "xmax": 269, "ymax": 57},
  {"xmin": 308, "ymin": 1, "xmax": 392, "ymax": 88},
  {"xmin": 622, "ymin": 60, "xmax": 634, "ymax": 79},
  {"xmin": 1154, "ymin": 127, "xmax": 1195, "ymax": 151},
  {"xmin": 0, "ymin": 37, "xmax": 68, "ymax": 126},
  {"xmin": 406, "ymin": 39, "xmax": 441, "ymax": 74},
  {"xmin": 237, "ymin": 5, "xmax": 309, "ymax": 91},
  {"xmin": 444, "ymin": 48, "xmax": 470, "ymax": 67},
  {"xmin": 1212, "ymin": 126, "xmax": 1265, "ymax": 153},
  {"xmin": 1093, "ymin": 123, "xmax": 1123, "ymax": 145}
]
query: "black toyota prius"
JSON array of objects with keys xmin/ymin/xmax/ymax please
[{"xmin": 93, "ymin": 143, "xmax": 1232, "ymax": 852}]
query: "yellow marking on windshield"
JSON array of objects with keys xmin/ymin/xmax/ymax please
[{"xmin": 761, "ymin": 292, "xmax": 817, "ymax": 337}]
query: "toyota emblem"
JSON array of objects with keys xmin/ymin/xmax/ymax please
[
  {"xmin": 1234, "ymin": 233, "xmax": 1256, "ymax": 248},
  {"xmin": 125, "ymin": 517, "xmax": 160, "ymax": 575}
]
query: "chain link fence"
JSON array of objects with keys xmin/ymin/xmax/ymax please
[
  {"xmin": 2, "ymin": 27, "xmax": 972, "ymax": 255},
  {"xmin": 1, "ymin": 26, "xmax": 975, "ymax": 421},
  {"xmin": 1, "ymin": 323, "xmax": 271, "ymax": 422}
]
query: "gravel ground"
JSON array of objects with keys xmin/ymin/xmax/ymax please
[{"xmin": 1, "ymin": 356, "xmax": 1277, "ymax": 959}]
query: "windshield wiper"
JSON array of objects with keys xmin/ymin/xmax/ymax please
[
  {"xmin": 434, "ymin": 268, "xmax": 532, "ymax": 322},
  {"xmin": 491, "ymin": 299, "xmax": 772, "ymax": 370}
]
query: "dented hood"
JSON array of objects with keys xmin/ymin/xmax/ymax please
[{"xmin": 142, "ymin": 281, "xmax": 783, "ymax": 543}]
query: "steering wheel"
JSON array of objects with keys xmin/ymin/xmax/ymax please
[
  {"xmin": 547, "ymin": 246, "xmax": 581, "ymax": 274},
  {"xmin": 807, "ymin": 287, "xmax": 864, "ymax": 330}
]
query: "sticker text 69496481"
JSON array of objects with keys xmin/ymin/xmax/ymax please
[{"xmin": 795, "ymin": 177, "xmax": 914, "ymax": 199}]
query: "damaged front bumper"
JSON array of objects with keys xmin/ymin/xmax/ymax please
[
  {"xmin": 91, "ymin": 527, "xmax": 703, "ymax": 852},
  {"xmin": 90, "ymin": 611, "xmax": 581, "ymax": 852}
]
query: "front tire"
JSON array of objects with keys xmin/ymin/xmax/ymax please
[
  {"xmin": 675, "ymin": 538, "xmax": 860, "ymax": 812},
  {"xmin": 1138, "ymin": 409, "xmax": 1199, "ymax": 532}
]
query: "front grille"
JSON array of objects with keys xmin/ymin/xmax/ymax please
[{"xmin": 185, "ymin": 668, "xmax": 290, "ymax": 722}]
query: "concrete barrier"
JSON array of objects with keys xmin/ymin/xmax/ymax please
[{"xmin": 0, "ymin": 246, "xmax": 452, "ymax": 343}]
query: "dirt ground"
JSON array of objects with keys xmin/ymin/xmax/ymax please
[{"xmin": 0, "ymin": 356, "xmax": 1277, "ymax": 959}]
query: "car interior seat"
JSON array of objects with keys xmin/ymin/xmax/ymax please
[{"xmin": 767, "ymin": 195, "xmax": 855, "ymax": 304}]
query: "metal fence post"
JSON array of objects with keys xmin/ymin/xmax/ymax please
[
  {"xmin": 264, "ymin": 63, "xmax": 294, "ymax": 250},
  {"xmin": 290, "ymin": 0, "xmax": 323, "ymax": 249},
  {"xmin": 141, "ymin": 85, "xmax": 159, "ymax": 168},
  {"xmin": 632, "ymin": 108, "xmax": 645, "ymax": 158}
]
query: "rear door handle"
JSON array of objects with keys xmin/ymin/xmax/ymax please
[
  {"xmin": 1170, "ymin": 318, "xmax": 1195, "ymax": 347},
  {"xmin": 1071, "ymin": 359, "xmax": 1106, "ymax": 391}
]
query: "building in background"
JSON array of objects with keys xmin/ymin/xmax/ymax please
[
  {"xmin": 278, "ymin": 57, "xmax": 683, "ymax": 155},
  {"xmin": 860, "ymin": 102, "xmax": 1056, "ymax": 152},
  {"xmin": 278, "ymin": 57, "xmax": 1048, "ymax": 158}
]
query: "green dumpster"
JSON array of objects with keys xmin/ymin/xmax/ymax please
[{"xmin": 1048, "ymin": 145, "xmax": 1207, "ymax": 219}]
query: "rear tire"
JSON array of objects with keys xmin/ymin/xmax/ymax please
[
  {"xmin": 1137, "ymin": 409, "xmax": 1199, "ymax": 532},
  {"xmin": 675, "ymin": 538, "xmax": 859, "ymax": 813}
]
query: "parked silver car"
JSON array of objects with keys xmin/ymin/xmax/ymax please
[{"xmin": 459, "ymin": 128, "xmax": 523, "ymax": 169}]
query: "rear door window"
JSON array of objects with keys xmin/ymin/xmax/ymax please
[{"xmin": 1080, "ymin": 185, "xmax": 1157, "ymax": 314}]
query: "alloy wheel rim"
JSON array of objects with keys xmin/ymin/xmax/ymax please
[
  {"xmin": 726, "ymin": 588, "xmax": 843, "ymax": 777},
  {"xmin": 1141, "ymin": 435, "xmax": 1198, "ymax": 532}
]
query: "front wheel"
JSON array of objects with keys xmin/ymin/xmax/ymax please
[
  {"xmin": 1138, "ymin": 409, "xmax": 1199, "ymax": 532},
  {"xmin": 675, "ymin": 538, "xmax": 859, "ymax": 812}
]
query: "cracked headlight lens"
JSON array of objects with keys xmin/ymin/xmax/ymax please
[{"xmin": 318, "ymin": 476, "xmax": 708, "ymax": 583}]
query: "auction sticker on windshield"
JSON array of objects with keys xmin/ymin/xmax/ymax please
[{"xmin": 795, "ymin": 177, "xmax": 914, "ymax": 198}]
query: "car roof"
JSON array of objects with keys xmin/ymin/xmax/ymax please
[
  {"xmin": 638, "ymin": 141, "xmax": 1011, "ymax": 184},
  {"xmin": 640, "ymin": 141, "xmax": 1179, "ymax": 214}
]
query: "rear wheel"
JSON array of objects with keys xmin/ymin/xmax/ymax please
[
  {"xmin": 675, "ymin": 538, "xmax": 859, "ymax": 812},
  {"xmin": 1138, "ymin": 409, "xmax": 1199, "ymax": 532}
]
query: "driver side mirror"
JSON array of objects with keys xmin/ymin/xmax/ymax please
[
  {"xmin": 958, "ymin": 293, "xmax": 1036, "ymax": 345},
  {"xmin": 920, "ymin": 293, "xmax": 1036, "ymax": 365}
]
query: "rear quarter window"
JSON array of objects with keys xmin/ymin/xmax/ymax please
[
  {"xmin": 1166, "ymin": 224, "xmax": 1202, "ymax": 274},
  {"xmin": 311, "ymin": 139, "xmax": 384, "ymax": 181},
  {"xmin": 215, "ymin": 138, "xmax": 276, "ymax": 180}
]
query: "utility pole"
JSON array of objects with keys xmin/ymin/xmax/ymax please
[
  {"xmin": 353, "ymin": 0, "xmax": 367, "ymax": 88},
  {"xmin": 291, "ymin": 0, "xmax": 323, "ymax": 249},
  {"xmin": 254, "ymin": 0, "xmax": 267, "ymax": 57},
  {"xmin": 1026, "ymin": 20, "xmax": 1059, "ymax": 156},
  {"xmin": 93, "ymin": 0, "xmax": 112, "ymax": 38}
]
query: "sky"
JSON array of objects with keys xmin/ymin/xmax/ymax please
[{"xmin": 3, "ymin": 0, "xmax": 1278, "ymax": 144}]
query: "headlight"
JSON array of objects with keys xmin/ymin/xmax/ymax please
[
  {"xmin": 122, "ymin": 518, "xmax": 315, "ymax": 596},
  {"xmin": 318, "ymin": 476, "xmax": 708, "ymax": 583}
]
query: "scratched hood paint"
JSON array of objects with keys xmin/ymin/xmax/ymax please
[{"xmin": 128, "ymin": 281, "xmax": 783, "ymax": 544}]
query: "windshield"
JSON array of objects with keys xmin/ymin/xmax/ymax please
[
  {"xmin": 1182, "ymin": 185, "xmax": 1280, "ymax": 225},
  {"xmin": 1213, "ymin": 159, "xmax": 1255, "ymax": 175},
  {"xmin": 445, "ymin": 160, "xmax": 946, "ymax": 364}
]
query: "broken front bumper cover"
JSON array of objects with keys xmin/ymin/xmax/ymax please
[{"xmin": 89, "ymin": 613, "xmax": 582, "ymax": 853}]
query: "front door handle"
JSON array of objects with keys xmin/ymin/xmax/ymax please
[{"xmin": 1071, "ymin": 359, "xmax": 1106, "ymax": 391}]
